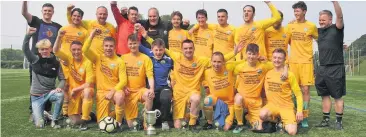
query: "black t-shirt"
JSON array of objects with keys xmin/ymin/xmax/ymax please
[
  {"xmin": 28, "ymin": 16, "xmax": 62, "ymax": 54},
  {"xmin": 317, "ymin": 24, "xmax": 344, "ymax": 66}
]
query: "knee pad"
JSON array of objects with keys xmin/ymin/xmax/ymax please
[
  {"xmin": 160, "ymin": 88, "xmax": 172, "ymax": 100},
  {"xmin": 204, "ymin": 97, "xmax": 213, "ymax": 106}
]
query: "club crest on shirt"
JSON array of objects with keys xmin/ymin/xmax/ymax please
[
  {"xmin": 137, "ymin": 61, "xmax": 142, "ymax": 67},
  {"xmin": 282, "ymin": 34, "xmax": 286, "ymax": 38},
  {"xmin": 227, "ymin": 31, "xmax": 232, "ymax": 35},
  {"xmin": 46, "ymin": 28, "xmax": 53, "ymax": 37},
  {"xmin": 192, "ymin": 63, "xmax": 197, "ymax": 67},
  {"xmin": 224, "ymin": 71, "xmax": 228, "ymax": 76},
  {"xmin": 77, "ymin": 32, "xmax": 83, "ymax": 36},
  {"xmin": 109, "ymin": 63, "xmax": 116, "ymax": 69},
  {"xmin": 79, "ymin": 68, "xmax": 84, "ymax": 73},
  {"xmin": 304, "ymin": 28, "xmax": 308, "ymax": 32},
  {"xmin": 257, "ymin": 69, "xmax": 262, "ymax": 74},
  {"xmin": 177, "ymin": 34, "xmax": 182, "ymax": 39},
  {"xmin": 251, "ymin": 27, "xmax": 256, "ymax": 31},
  {"xmin": 161, "ymin": 60, "xmax": 166, "ymax": 64}
]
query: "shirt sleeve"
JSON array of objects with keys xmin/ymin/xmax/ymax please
[
  {"xmin": 311, "ymin": 24, "xmax": 319, "ymax": 40},
  {"xmin": 114, "ymin": 59, "xmax": 127, "ymax": 91},
  {"xmin": 145, "ymin": 57, "xmax": 154, "ymax": 79},
  {"xmin": 289, "ymin": 73, "xmax": 303, "ymax": 113},
  {"xmin": 82, "ymin": 37, "xmax": 98, "ymax": 63},
  {"xmin": 226, "ymin": 60, "xmax": 246, "ymax": 71},
  {"xmin": 256, "ymin": 3, "xmax": 281, "ymax": 30},
  {"xmin": 111, "ymin": 3, "xmax": 127, "ymax": 25},
  {"xmin": 22, "ymin": 34, "xmax": 38, "ymax": 63},
  {"xmin": 54, "ymin": 50, "xmax": 70, "ymax": 64},
  {"xmin": 28, "ymin": 16, "xmax": 40, "ymax": 27},
  {"xmin": 164, "ymin": 48, "xmax": 180, "ymax": 61},
  {"xmin": 139, "ymin": 44, "xmax": 153, "ymax": 57}
]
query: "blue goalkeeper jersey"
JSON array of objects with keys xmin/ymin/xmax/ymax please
[{"xmin": 139, "ymin": 44, "xmax": 173, "ymax": 89}]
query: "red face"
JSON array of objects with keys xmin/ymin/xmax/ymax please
[
  {"xmin": 70, "ymin": 44, "xmax": 82, "ymax": 60},
  {"xmin": 38, "ymin": 47, "xmax": 52, "ymax": 58},
  {"xmin": 272, "ymin": 52, "xmax": 285, "ymax": 68},
  {"xmin": 197, "ymin": 14, "xmax": 207, "ymax": 27},
  {"xmin": 96, "ymin": 8, "xmax": 108, "ymax": 24},
  {"xmin": 42, "ymin": 7, "xmax": 54, "ymax": 20},
  {"xmin": 127, "ymin": 39, "xmax": 139, "ymax": 54},
  {"xmin": 182, "ymin": 42, "xmax": 194, "ymax": 59},
  {"xmin": 103, "ymin": 41, "xmax": 115, "ymax": 57},
  {"xmin": 211, "ymin": 55, "xmax": 224, "ymax": 72},
  {"xmin": 243, "ymin": 6, "xmax": 254, "ymax": 23},
  {"xmin": 171, "ymin": 15, "xmax": 182, "ymax": 28},
  {"xmin": 217, "ymin": 12, "xmax": 228, "ymax": 25},
  {"xmin": 319, "ymin": 14, "xmax": 332, "ymax": 28},
  {"xmin": 148, "ymin": 9, "xmax": 159, "ymax": 26},
  {"xmin": 71, "ymin": 11, "xmax": 82, "ymax": 25},
  {"xmin": 294, "ymin": 8, "xmax": 306, "ymax": 21},
  {"xmin": 128, "ymin": 9, "xmax": 138, "ymax": 24}
]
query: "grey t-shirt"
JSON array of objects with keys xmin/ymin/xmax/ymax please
[{"xmin": 22, "ymin": 34, "xmax": 65, "ymax": 95}]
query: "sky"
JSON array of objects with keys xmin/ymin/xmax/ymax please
[{"xmin": 1, "ymin": 1, "xmax": 366, "ymax": 50}]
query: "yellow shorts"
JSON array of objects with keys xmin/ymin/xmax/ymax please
[
  {"xmin": 96, "ymin": 90, "xmax": 116, "ymax": 122},
  {"xmin": 289, "ymin": 63, "xmax": 314, "ymax": 86},
  {"xmin": 172, "ymin": 91, "xmax": 200, "ymax": 120},
  {"xmin": 263, "ymin": 103, "xmax": 296, "ymax": 125},
  {"xmin": 243, "ymin": 97, "xmax": 262, "ymax": 125},
  {"xmin": 67, "ymin": 90, "xmax": 83, "ymax": 115},
  {"xmin": 124, "ymin": 88, "xmax": 148, "ymax": 120}
]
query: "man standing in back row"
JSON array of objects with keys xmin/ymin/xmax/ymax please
[
  {"xmin": 315, "ymin": 1, "xmax": 345, "ymax": 130},
  {"xmin": 287, "ymin": 1, "xmax": 318, "ymax": 127}
]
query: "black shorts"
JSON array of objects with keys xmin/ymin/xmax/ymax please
[{"xmin": 315, "ymin": 64, "xmax": 346, "ymax": 99}]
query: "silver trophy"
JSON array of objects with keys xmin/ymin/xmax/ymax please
[{"xmin": 145, "ymin": 109, "xmax": 161, "ymax": 135}]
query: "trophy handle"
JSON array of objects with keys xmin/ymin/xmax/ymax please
[{"xmin": 155, "ymin": 110, "xmax": 161, "ymax": 118}]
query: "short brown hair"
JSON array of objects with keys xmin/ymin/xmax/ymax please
[
  {"xmin": 127, "ymin": 34, "xmax": 139, "ymax": 42},
  {"xmin": 273, "ymin": 48, "xmax": 287, "ymax": 58},
  {"xmin": 246, "ymin": 43, "xmax": 259, "ymax": 54},
  {"xmin": 103, "ymin": 37, "xmax": 116, "ymax": 44},
  {"xmin": 171, "ymin": 11, "xmax": 183, "ymax": 20},
  {"xmin": 152, "ymin": 38, "xmax": 165, "ymax": 48},
  {"xmin": 212, "ymin": 51, "xmax": 224, "ymax": 61}
]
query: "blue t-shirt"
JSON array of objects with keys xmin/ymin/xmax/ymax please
[
  {"xmin": 139, "ymin": 44, "xmax": 173, "ymax": 89},
  {"xmin": 29, "ymin": 16, "xmax": 62, "ymax": 54}
]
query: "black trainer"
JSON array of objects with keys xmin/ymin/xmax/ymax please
[
  {"xmin": 334, "ymin": 121, "xmax": 344, "ymax": 130},
  {"xmin": 79, "ymin": 121, "xmax": 88, "ymax": 131},
  {"xmin": 202, "ymin": 122, "xmax": 214, "ymax": 130},
  {"xmin": 315, "ymin": 119, "xmax": 330, "ymax": 127},
  {"xmin": 189, "ymin": 125, "xmax": 200, "ymax": 133}
]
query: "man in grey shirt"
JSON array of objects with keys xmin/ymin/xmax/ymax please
[{"xmin": 23, "ymin": 27, "xmax": 65, "ymax": 129}]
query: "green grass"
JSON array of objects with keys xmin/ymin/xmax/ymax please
[{"xmin": 2, "ymin": 69, "xmax": 366, "ymax": 137}]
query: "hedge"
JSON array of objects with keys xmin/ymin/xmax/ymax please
[{"xmin": 1, "ymin": 61, "xmax": 24, "ymax": 69}]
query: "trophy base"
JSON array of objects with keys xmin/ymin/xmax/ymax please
[{"xmin": 146, "ymin": 129, "xmax": 156, "ymax": 135}]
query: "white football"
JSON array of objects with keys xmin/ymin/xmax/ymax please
[{"xmin": 98, "ymin": 116, "xmax": 118, "ymax": 133}]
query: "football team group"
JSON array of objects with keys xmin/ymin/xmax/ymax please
[{"xmin": 21, "ymin": 0, "xmax": 346, "ymax": 135}]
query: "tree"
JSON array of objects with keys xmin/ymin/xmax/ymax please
[
  {"xmin": 138, "ymin": 13, "xmax": 145, "ymax": 20},
  {"xmin": 1, "ymin": 48, "xmax": 24, "ymax": 61},
  {"xmin": 188, "ymin": 24, "xmax": 195, "ymax": 30},
  {"xmin": 350, "ymin": 34, "xmax": 366, "ymax": 56},
  {"xmin": 160, "ymin": 14, "xmax": 171, "ymax": 22}
]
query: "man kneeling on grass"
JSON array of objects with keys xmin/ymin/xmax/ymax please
[
  {"xmin": 23, "ymin": 27, "xmax": 65, "ymax": 128},
  {"xmin": 259, "ymin": 48, "xmax": 303, "ymax": 135}
]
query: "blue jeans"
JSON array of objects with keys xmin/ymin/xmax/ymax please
[{"xmin": 31, "ymin": 91, "xmax": 64, "ymax": 127}]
